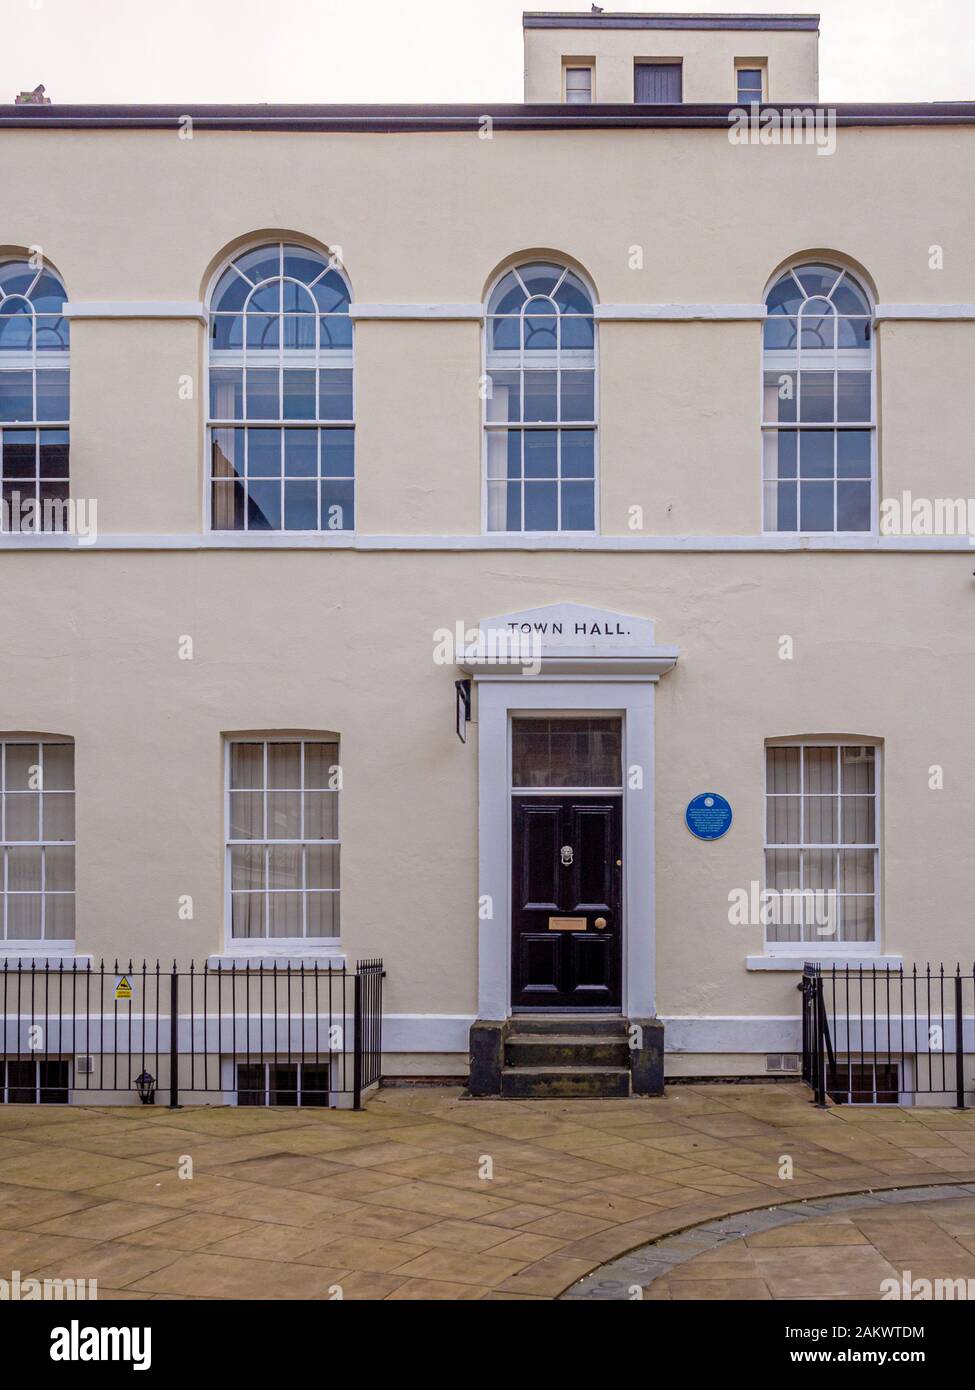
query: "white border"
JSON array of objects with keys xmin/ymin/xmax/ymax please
[
  {"xmin": 64, "ymin": 301, "xmax": 206, "ymax": 322},
  {"xmin": 761, "ymin": 740, "xmax": 882, "ymax": 955},
  {"xmin": 5, "ymin": 533, "xmax": 974, "ymax": 552},
  {"xmin": 595, "ymin": 304, "xmax": 766, "ymax": 320},
  {"xmin": 58, "ymin": 301, "xmax": 975, "ymax": 325},
  {"xmin": 475, "ymin": 678, "xmax": 656, "ymax": 1020},
  {"xmin": 481, "ymin": 261, "xmax": 601, "ymax": 539},
  {"xmin": 760, "ymin": 263, "xmax": 878, "ymax": 540},
  {"xmin": 875, "ymin": 304, "xmax": 975, "ymax": 320},
  {"xmin": 350, "ymin": 304, "xmax": 482, "ymax": 320},
  {"xmin": 222, "ymin": 736, "xmax": 342, "ymax": 953}
]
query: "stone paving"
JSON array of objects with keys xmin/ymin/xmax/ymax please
[
  {"xmin": 2, "ymin": 1083, "xmax": 975, "ymax": 1300},
  {"xmin": 564, "ymin": 1186, "xmax": 975, "ymax": 1299}
]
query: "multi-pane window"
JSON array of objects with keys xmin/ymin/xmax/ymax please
[
  {"xmin": 227, "ymin": 738, "xmax": 340, "ymax": 940},
  {"xmin": 0, "ymin": 260, "xmax": 69, "ymax": 534},
  {"xmin": 485, "ymin": 262, "xmax": 596, "ymax": 533},
  {"xmin": 765, "ymin": 744, "xmax": 879, "ymax": 948},
  {"xmin": 828, "ymin": 1061, "xmax": 899, "ymax": 1106},
  {"xmin": 564, "ymin": 66, "xmax": 593, "ymax": 102},
  {"xmin": 237, "ymin": 1061, "xmax": 329, "ymax": 1106},
  {"xmin": 763, "ymin": 263, "xmax": 874, "ymax": 534},
  {"xmin": 208, "ymin": 243, "xmax": 354, "ymax": 533},
  {"xmin": 0, "ymin": 741, "xmax": 75, "ymax": 942},
  {"xmin": 512, "ymin": 718, "xmax": 622, "ymax": 789},
  {"xmin": 634, "ymin": 62, "xmax": 683, "ymax": 103},
  {"xmin": 736, "ymin": 66, "xmax": 764, "ymax": 104},
  {"xmin": 0, "ymin": 1059, "xmax": 69, "ymax": 1103}
]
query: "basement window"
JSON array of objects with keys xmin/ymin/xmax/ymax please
[
  {"xmin": 1, "ymin": 1057, "xmax": 69, "ymax": 1103},
  {"xmin": 236, "ymin": 1061, "xmax": 331, "ymax": 1106},
  {"xmin": 828, "ymin": 1061, "xmax": 900, "ymax": 1105}
]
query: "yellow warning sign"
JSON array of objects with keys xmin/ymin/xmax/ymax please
[{"xmin": 114, "ymin": 975, "xmax": 133, "ymax": 1000}]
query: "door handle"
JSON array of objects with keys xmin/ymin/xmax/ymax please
[
  {"xmin": 594, "ymin": 917, "xmax": 607, "ymax": 929},
  {"xmin": 560, "ymin": 845, "xmax": 574, "ymax": 866}
]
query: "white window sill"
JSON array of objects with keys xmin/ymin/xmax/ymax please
[
  {"xmin": 0, "ymin": 945, "xmax": 91, "ymax": 967},
  {"xmin": 209, "ymin": 946, "xmax": 346, "ymax": 970},
  {"xmin": 746, "ymin": 953, "xmax": 903, "ymax": 972}
]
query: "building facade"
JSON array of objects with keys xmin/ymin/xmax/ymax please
[{"xmin": 1, "ymin": 10, "xmax": 974, "ymax": 1102}]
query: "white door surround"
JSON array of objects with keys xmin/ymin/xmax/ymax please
[{"xmin": 459, "ymin": 604, "xmax": 678, "ymax": 1021}]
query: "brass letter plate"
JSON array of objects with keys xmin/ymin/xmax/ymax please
[{"xmin": 548, "ymin": 916, "xmax": 587, "ymax": 931}]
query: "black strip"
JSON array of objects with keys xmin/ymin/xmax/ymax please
[
  {"xmin": 523, "ymin": 12, "xmax": 821, "ymax": 31},
  {"xmin": 1, "ymin": 101, "xmax": 974, "ymax": 130}
]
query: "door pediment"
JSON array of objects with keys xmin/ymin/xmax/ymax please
[{"xmin": 459, "ymin": 603, "xmax": 678, "ymax": 677}]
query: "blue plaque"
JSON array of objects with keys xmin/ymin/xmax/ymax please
[{"xmin": 685, "ymin": 792, "xmax": 733, "ymax": 841}]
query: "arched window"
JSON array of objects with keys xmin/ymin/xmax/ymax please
[
  {"xmin": 0, "ymin": 259, "xmax": 69, "ymax": 534},
  {"xmin": 485, "ymin": 261, "xmax": 596, "ymax": 533},
  {"xmin": 207, "ymin": 242, "xmax": 353, "ymax": 533},
  {"xmin": 763, "ymin": 262, "xmax": 874, "ymax": 534}
]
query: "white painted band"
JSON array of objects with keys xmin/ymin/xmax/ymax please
[
  {"xmin": 350, "ymin": 304, "xmax": 483, "ymax": 320},
  {"xmin": 64, "ymin": 301, "xmax": 206, "ymax": 322},
  {"xmin": 3, "ymin": 533, "xmax": 975, "ymax": 553},
  {"xmin": 875, "ymin": 304, "xmax": 975, "ymax": 321},
  {"xmin": 595, "ymin": 304, "xmax": 767, "ymax": 321}
]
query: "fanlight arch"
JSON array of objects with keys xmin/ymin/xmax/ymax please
[
  {"xmin": 762, "ymin": 261, "xmax": 874, "ymax": 535},
  {"xmin": 207, "ymin": 241, "xmax": 354, "ymax": 533},
  {"xmin": 0, "ymin": 257, "xmax": 70, "ymax": 533},
  {"xmin": 484, "ymin": 261, "xmax": 597, "ymax": 534}
]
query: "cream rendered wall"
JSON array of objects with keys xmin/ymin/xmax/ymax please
[
  {"xmin": 599, "ymin": 322, "xmax": 761, "ymax": 537},
  {"xmin": 523, "ymin": 26, "xmax": 819, "ymax": 103},
  {"xmin": 1, "ymin": 127, "xmax": 968, "ymax": 304},
  {"xmin": 2, "ymin": 118, "xmax": 975, "ymax": 1067},
  {"xmin": 877, "ymin": 322, "xmax": 975, "ymax": 507},
  {"xmin": 354, "ymin": 321, "xmax": 481, "ymax": 535},
  {"xmin": 1, "ymin": 551, "xmax": 973, "ymax": 1027},
  {"xmin": 2, "ymin": 124, "xmax": 968, "ymax": 539},
  {"xmin": 70, "ymin": 320, "xmax": 203, "ymax": 534}
]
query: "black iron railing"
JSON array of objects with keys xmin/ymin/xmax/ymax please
[
  {"xmin": 0, "ymin": 957, "xmax": 384, "ymax": 1109},
  {"xmin": 801, "ymin": 962, "xmax": 974, "ymax": 1109}
]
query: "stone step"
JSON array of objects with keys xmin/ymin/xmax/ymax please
[
  {"xmin": 500, "ymin": 1066, "xmax": 631, "ymax": 1100},
  {"xmin": 505, "ymin": 1035, "xmax": 631, "ymax": 1069},
  {"xmin": 507, "ymin": 1015, "xmax": 628, "ymax": 1039}
]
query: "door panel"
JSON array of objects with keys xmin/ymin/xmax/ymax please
[
  {"xmin": 511, "ymin": 795, "xmax": 622, "ymax": 1010},
  {"xmin": 522, "ymin": 803, "xmax": 561, "ymax": 907},
  {"xmin": 574, "ymin": 803, "xmax": 615, "ymax": 907},
  {"xmin": 519, "ymin": 934, "xmax": 560, "ymax": 996}
]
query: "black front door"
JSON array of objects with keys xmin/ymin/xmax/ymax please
[{"xmin": 511, "ymin": 795, "xmax": 622, "ymax": 1010}]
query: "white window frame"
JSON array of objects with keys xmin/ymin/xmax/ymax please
[
  {"xmin": 509, "ymin": 713, "xmax": 624, "ymax": 793},
  {"xmin": 0, "ymin": 1055, "xmax": 71, "ymax": 1104},
  {"xmin": 204, "ymin": 241, "xmax": 355, "ymax": 536},
  {"xmin": 761, "ymin": 262, "xmax": 877, "ymax": 538},
  {"xmin": 763, "ymin": 739, "xmax": 881, "ymax": 956},
  {"xmin": 231, "ymin": 1057, "xmax": 334, "ymax": 1107},
  {"xmin": 224, "ymin": 736, "xmax": 341, "ymax": 953},
  {"xmin": 829, "ymin": 1058, "xmax": 904, "ymax": 1106},
  {"xmin": 0, "ymin": 738, "xmax": 75, "ymax": 950},
  {"xmin": 482, "ymin": 262, "xmax": 600, "ymax": 536},
  {"xmin": 735, "ymin": 62, "xmax": 766, "ymax": 105},
  {"xmin": 0, "ymin": 259, "xmax": 70, "ymax": 535},
  {"xmin": 563, "ymin": 64, "xmax": 594, "ymax": 103}
]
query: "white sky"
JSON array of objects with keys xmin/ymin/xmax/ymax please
[{"xmin": 3, "ymin": 0, "xmax": 974, "ymax": 104}]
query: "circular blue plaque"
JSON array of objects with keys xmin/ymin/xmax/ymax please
[{"xmin": 685, "ymin": 793, "xmax": 733, "ymax": 841}]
